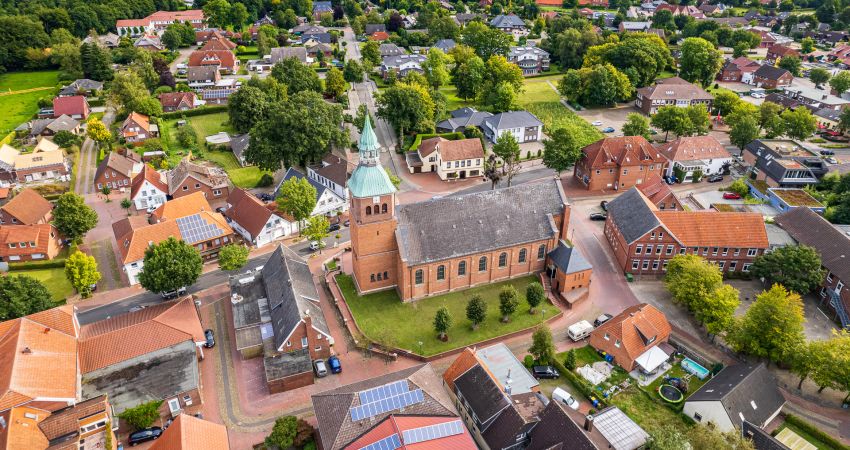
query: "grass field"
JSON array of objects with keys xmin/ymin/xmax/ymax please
[
  {"xmin": 609, "ymin": 387, "xmax": 691, "ymax": 435},
  {"xmin": 10, "ymin": 267, "xmax": 74, "ymax": 301},
  {"xmin": 0, "ymin": 71, "xmax": 61, "ymax": 136},
  {"xmin": 336, "ymin": 273, "xmax": 552, "ymax": 356},
  {"xmin": 203, "ymin": 149, "xmax": 271, "ymax": 188},
  {"xmin": 525, "ymin": 102, "xmax": 603, "ymax": 148}
]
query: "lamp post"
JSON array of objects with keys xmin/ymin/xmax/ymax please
[{"xmin": 417, "ymin": 341, "xmax": 423, "ymax": 355}]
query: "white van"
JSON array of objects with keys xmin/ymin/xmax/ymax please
[
  {"xmin": 552, "ymin": 387, "xmax": 579, "ymax": 410},
  {"xmin": 567, "ymin": 320, "xmax": 594, "ymax": 341}
]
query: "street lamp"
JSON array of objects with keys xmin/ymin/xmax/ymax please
[
  {"xmin": 541, "ymin": 308, "xmax": 546, "ymax": 320},
  {"xmin": 418, "ymin": 341, "xmax": 423, "ymax": 355}
]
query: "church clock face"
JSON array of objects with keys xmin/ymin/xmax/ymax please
[{"xmin": 373, "ymin": 196, "xmax": 381, "ymax": 203}]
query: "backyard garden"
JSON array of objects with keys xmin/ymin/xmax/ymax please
[{"xmin": 335, "ymin": 273, "xmax": 555, "ymax": 356}]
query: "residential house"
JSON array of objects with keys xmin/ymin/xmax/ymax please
[
  {"xmin": 224, "ymin": 188, "xmax": 295, "ymax": 246},
  {"xmin": 573, "ymin": 136, "xmax": 667, "ymax": 191},
  {"xmin": 748, "ymin": 186, "xmax": 825, "ymax": 214},
  {"xmin": 114, "ymin": 192, "xmax": 234, "ymax": 284},
  {"xmin": 507, "ymin": 46, "xmax": 550, "ymax": 76},
  {"xmin": 454, "ymin": 13, "xmax": 485, "ymax": 26},
  {"xmin": 130, "ymin": 164, "xmax": 168, "ymax": 212},
  {"xmin": 765, "ymin": 44, "xmax": 800, "ymax": 64},
  {"xmin": 368, "ymin": 31, "xmax": 389, "ymax": 41},
  {"xmin": 200, "ymin": 34, "xmax": 236, "ymax": 51},
  {"xmin": 199, "ymin": 82, "xmax": 239, "ymax": 105},
  {"xmin": 79, "ymin": 298, "xmax": 208, "ymax": 422},
  {"xmin": 0, "ymin": 223, "xmax": 63, "ymax": 262},
  {"xmin": 58, "ymin": 79, "xmax": 104, "ymax": 97},
  {"xmin": 134, "ymin": 34, "xmax": 164, "ymax": 51},
  {"xmin": 718, "ymin": 57, "xmax": 761, "ymax": 83},
  {"xmin": 150, "ymin": 414, "xmax": 229, "ymax": 450},
  {"xmin": 434, "ymin": 39, "xmax": 456, "ymax": 53},
  {"xmin": 780, "ymin": 85, "xmax": 850, "ymax": 111},
  {"xmin": 489, "ymin": 15, "xmax": 528, "ymax": 39},
  {"xmin": 752, "ymin": 65, "xmax": 793, "ymax": 89},
  {"xmin": 658, "ymin": 135, "xmax": 732, "ymax": 182},
  {"xmin": 306, "ymin": 43, "xmax": 332, "ymax": 59},
  {"xmin": 301, "ymin": 32, "xmax": 332, "ymax": 45},
  {"xmin": 83, "ymin": 32, "xmax": 120, "ymax": 48},
  {"xmin": 546, "ymin": 240, "xmax": 593, "ymax": 306},
  {"xmin": 0, "ymin": 188, "xmax": 53, "ymax": 225},
  {"xmin": 683, "ymin": 364, "xmax": 785, "ymax": 432},
  {"xmin": 159, "ymin": 92, "xmax": 201, "ymax": 112},
  {"xmin": 380, "ymin": 54, "xmax": 426, "ymax": 79},
  {"xmin": 312, "ymin": 1, "xmax": 333, "ymax": 20},
  {"xmin": 742, "ymin": 139, "xmax": 827, "ymax": 188},
  {"xmin": 603, "ymin": 187, "xmax": 770, "ymax": 275},
  {"xmin": 188, "ymin": 49, "xmax": 239, "ymax": 74},
  {"xmin": 94, "ymin": 152, "xmax": 142, "ymax": 192},
  {"xmin": 775, "ymin": 207, "xmax": 850, "ymax": 328},
  {"xmin": 52, "ymin": 96, "xmax": 89, "ymax": 120},
  {"xmin": 635, "ymin": 76, "xmax": 714, "ymax": 115},
  {"xmin": 588, "ymin": 303, "xmax": 673, "ymax": 372},
  {"xmin": 231, "ymin": 134, "xmax": 251, "ymax": 166},
  {"xmin": 380, "ymin": 43, "xmax": 406, "ymax": 57},
  {"xmin": 278, "ymin": 168, "xmax": 347, "ymax": 216},
  {"xmin": 270, "ymin": 46, "xmax": 309, "ymax": 64},
  {"xmin": 406, "ymin": 137, "xmax": 485, "ymax": 180},
  {"xmin": 619, "ymin": 21, "xmax": 652, "ymax": 32},
  {"xmin": 166, "ymin": 157, "xmax": 230, "ymax": 202},
  {"xmin": 0, "ymin": 145, "xmax": 16, "ymax": 183},
  {"xmin": 31, "ymin": 395, "xmax": 116, "ymax": 450},
  {"xmin": 120, "ymin": 112, "xmax": 159, "ymax": 144},
  {"xmin": 481, "ymin": 111, "xmax": 543, "ymax": 144},
  {"xmin": 33, "ymin": 138, "xmax": 60, "ymax": 154},
  {"xmin": 815, "ymin": 108, "xmax": 841, "ymax": 131},
  {"xmin": 290, "ymin": 24, "xmax": 326, "ymax": 35},
  {"xmin": 312, "ymin": 364, "xmax": 471, "ymax": 450},
  {"xmin": 39, "ymin": 115, "xmax": 81, "ymax": 138},
  {"xmin": 187, "ymin": 66, "xmax": 221, "ymax": 89},
  {"xmin": 195, "ymin": 29, "xmax": 235, "ymax": 45},
  {"xmin": 116, "ymin": 10, "xmax": 205, "ymax": 36},
  {"xmin": 655, "ymin": 3, "xmax": 706, "ymax": 18},
  {"xmin": 364, "ymin": 24, "xmax": 386, "ymax": 35},
  {"xmin": 436, "ymin": 107, "xmax": 494, "ymax": 133},
  {"xmin": 308, "ymin": 153, "xmax": 349, "ymax": 201},
  {"xmin": 699, "ymin": 3, "xmax": 728, "ymax": 14},
  {"xmin": 636, "ymin": 173, "xmax": 684, "ymax": 210},
  {"xmin": 13, "ymin": 150, "xmax": 69, "ymax": 184}
]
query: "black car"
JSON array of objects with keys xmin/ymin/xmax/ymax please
[
  {"xmin": 160, "ymin": 286, "xmax": 187, "ymax": 300},
  {"xmin": 344, "ymin": 219, "xmax": 350, "ymax": 227},
  {"xmin": 600, "ymin": 200, "xmax": 608, "ymax": 211},
  {"xmin": 594, "ymin": 313, "xmax": 614, "ymax": 327},
  {"xmin": 532, "ymin": 366, "xmax": 560, "ymax": 379},
  {"xmin": 589, "ymin": 213, "xmax": 607, "ymax": 221},
  {"xmin": 204, "ymin": 329, "xmax": 215, "ymax": 348},
  {"xmin": 128, "ymin": 427, "xmax": 163, "ymax": 446},
  {"xmin": 707, "ymin": 174, "xmax": 724, "ymax": 183},
  {"xmin": 328, "ymin": 223, "xmax": 341, "ymax": 232}
]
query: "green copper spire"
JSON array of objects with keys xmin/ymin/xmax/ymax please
[
  {"xmin": 359, "ymin": 115, "xmax": 380, "ymax": 161},
  {"xmin": 349, "ymin": 115, "xmax": 396, "ymax": 197}
]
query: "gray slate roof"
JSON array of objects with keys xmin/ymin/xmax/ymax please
[
  {"xmin": 270, "ymin": 46, "xmax": 308, "ymax": 63},
  {"xmin": 396, "ymin": 179, "xmax": 566, "ymax": 265},
  {"xmin": 436, "ymin": 107, "xmax": 493, "ymax": 131},
  {"xmin": 301, "ymin": 32, "xmax": 332, "ymax": 44},
  {"xmin": 46, "ymin": 115, "xmax": 80, "ymax": 133},
  {"xmin": 490, "ymin": 14, "xmax": 526, "ymax": 28},
  {"xmin": 527, "ymin": 402, "xmax": 598, "ymax": 450},
  {"xmin": 482, "ymin": 111, "xmax": 543, "ymax": 131},
  {"xmin": 264, "ymin": 348, "xmax": 313, "ymax": 381},
  {"xmin": 687, "ymin": 364, "xmax": 785, "ymax": 428},
  {"xmin": 754, "ymin": 64, "xmax": 791, "ymax": 81},
  {"xmin": 261, "ymin": 245, "xmax": 330, "ymax": 350},
  {"xmin": 743, "ymin": 421, "xmax": 790, "ymax": 450},
  {"xmin": 379, "ymin": 43, "xmax": 406, "ymax": 57},
  {"xmin": 381, "ymin": 54, "xmax": 426, "ymax": 69},
  {"xmin": 775, "ymin": 207, "xmax": 850, "ymax": 282},
  {"xmin": 231, "ymin": 133, "xmax": 250, "ymax": 160},
  {"xmin": 606, "ymin": 188, "xmax": 660, "ymax": 244},
  {"xmin": 365, "ymin": 24, "xmax": 386, "ymax": 35},
  {"xmin": 280, "ymin": 167, "xmax": 328, "ymax": 200},
  {"xmin": 59, "ymin": 79, "xmax": 104, "ymax": 96},
  {"xmin": 548, "ymin": 241, "xmax": 592, "ymax": 274},
  {"xmin": 454, "ymin": 364, "xmax": 510, "ymax": 423},
  {"xmin": 508, "ymin": 46, "xmax": 549, "ymax": 59},
  {"xmin": 433, "ymin": 39, "xmax": 456, "ymax": 52}
]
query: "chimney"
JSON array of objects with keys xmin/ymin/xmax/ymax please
[
  {"xmin": 584, "ymin": 415, "xmax": 595, "ymax": 432},
  {"xmin": 21, "ymin": 347, "xmax": 32, "ymax": 354}
]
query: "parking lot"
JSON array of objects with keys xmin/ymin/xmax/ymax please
[{"xmin": 574, "ymin": 104, "xmax": 641, "ymax": 137}]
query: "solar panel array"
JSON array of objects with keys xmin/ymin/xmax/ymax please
[
  {"xmin": 176, "ymin": 213, "xmax": 224, "ymax": 244},
  {"xmin": 350, "ymin": 389, "xmax": 425, "ymax": 421},
  {"xmin": 358, "ymin": 434, "xmax": 401, "ymax": 450},
  {"xmin": 402, "ymin": 420, "xmax": 465, "ymax": 445},
  {"xmin": 359, "ymin": 380, "xmax": 409, "ymax": 404}
]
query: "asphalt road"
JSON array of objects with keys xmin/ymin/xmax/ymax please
[{"xmin": 76, "ymin": 227, "xmax": 351, "ymax": 325}]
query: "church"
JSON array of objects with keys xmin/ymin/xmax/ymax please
[{"xmin": 348, "ymin": 117, "xmax": 592, "ymax": 303}]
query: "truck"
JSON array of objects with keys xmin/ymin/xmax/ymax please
[{"xmin": 567, "ymin": 320, "xmax": 594, "ymax": 341}]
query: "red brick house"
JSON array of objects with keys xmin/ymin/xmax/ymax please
[
  {"xmin": 635, "ymin": 77, "xmax": 714, "ymax": 115},
  {"xmin": 94, "ymin": 152, "xmax": 141, "ymax": 192},
  {"xmin": 0, "ymin": 188, "xmax": 53, "ymax": 225},
  {"xmin": 603, "ymin": 187, "xmax": 769, "ymax": 276},
  {"xmin": 717, "ymin": 57, "xmax": 761, "ymax": 82},
  {"xmin": 573, "ymin": 136, "xmax": 667, "ymax": 191},
  {"xmin": 188, "ymin": 49, "xmax": 239, "ymax": 74},
  {"xmin": 636, "ymin": 173, "xmax": 683, "ymax": 210},
  {"xmin": 588, "ymin": 303, "xmax": 672, "ymax": 371},
  {"xmin": 52, "ymin": 96, "xmax": 90, "ymax": 120},
  {"xmin": 752, "ymin": 65, "xmax": 794, "ymax": 89},
  {"xmin": 0, "ymin": 223, "xmax": 63, "ymax": 262},
  {"xmin": 158, "ymin": 92, "xmax": 199, "ymax": 112},
  {"xmin": 120, "ymin": 112, "xmax": 159, "ymax": 144},
  {"xmin": 766, "ymin": 45, "xmax": 801, "ymax": 65}
]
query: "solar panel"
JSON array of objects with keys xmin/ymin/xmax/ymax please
[
  {"xmin": 349, "ymin": 389, "xmax": 425, "ymax": 421},
  {"xmin": 358, "ymin": 434, "xmax": 401, "ymax": 450},
  {"xmin": 358, "ymin": 380, "xmax": 409, "ymax": 404},
  {"xmin": 401, "ymin": 420, "xmax": 465, "ymax": 445},
  {"xmin": 176, "ymin": 213, "xmax": 224, "ymax": 244}
]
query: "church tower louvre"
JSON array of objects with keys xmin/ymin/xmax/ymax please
[{"xmin": 348, "ymin": 116, "xmax": 400, "ymax": 294}]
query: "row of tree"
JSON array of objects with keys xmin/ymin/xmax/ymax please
[{"xmin": 432, "ymin": 282, "xmax": 546, "ymax": 339}]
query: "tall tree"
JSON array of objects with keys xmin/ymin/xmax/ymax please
[
  {"xmin": 781, "ymin": 107, "xmax": 817, "ymax": 141},
  {"xmin": 729, "ymin": 114, "xmax": 760, "ymax": 153},
  {"xmin": 542, "ymin": 128, "xmax": 582, "ymax": 176},
  {"xmin": 376, "ymin": 82, "xmax": 436, "ymax": 137},
  {"xmin": 465, "ymin": 294, "xmax": 487, "ymax": 329},
  {"xmin": 499, "ymin": 285, "xmax": 519, "ymax": 322},
  {"xmin": 779, "ymin": 56, "xmax": 802, "ymax": 76},
  {"xmin": 651, "ymin": 106, "xmax": 689, "ymax": 142},
  {"xmin": 65, "ymin": 251, "xmax": 101, "ymax": 298},
  {"xmin": 810, "ymin": 68, "xmax": 831, "ymax": 88},
  {"xmin": 80, "ymin": 42, "xmax": 114, "ymax": 81},
  {"xmin": 491, "ymin": 133, "xmax": 522, "ymax": 187},
  {"xmin": 53, "ymin": 192, "xmax": 98, "ymax": 242},
  {"xmin": 303, "ymin": 215, "xmax": 330, "ymax": 252},
  {"xmin": 361, "ymin": 40, "xmax": 381, "ymax": 68},
  {"xmin": 728, "ymin": 284, "xmax": 806, "ymax": 365},
  {"xmin": 528, "ymin": 326, "xmax": 555, "ymax": 364},
  {"xmin": 622, "ymin": 113, "xmax": 651, "ymax": 139},
  {"xmin": 0, "ymin": 275, "xmax": 54, "ymax": 321},
  {"xmin": 324, "ymin": 67, "xmax": 346, "ymax": 99},
  {"xmin": 750, "ymin": 245, "xmax": 825, "ymax": 294},
  {"xmin": 271, "ymin": 57, "xmax": 322, "ymax": 94},
  {"xmin": 276, "ymin": 177, "xmax": 318, "ymax": 233},
  {"xmin": 228, "ymin": 85, "xmax": 271, "ymax": 133},
  {"xmin": 218, "ymin": 244, "xmax": 249, "ymax": 270},
  {"xmin": 665, "ymin": 254, "xmax": 722, "ymax": 312},
  {"xmin": 433, "ymin": 307, "xmax": 453, "ymax": 340},
  {"xmin": 460, "ymin": 21, "xmax": 512, "ymax": 60},
  {"xmin": 453, "ymin": 56, "xmax": 486, "ymax": 100},
  {"xmin": 266, "ymin": 416, "xmax": 298, "ymax": 450},
  {"xmin": 696, "ymin": 284, "xmax": 740, "ymax": 338},
  {"xmin": 138, "ymin": 237, "xmax": 203, "ymax": 294},
  {"xmin": 203, "ymin": 0, "xmax": 232, "ymax": 29},
  {"xmin": 526, "ymin": 281, "xmax": 545, "ymax": 314},
  {"xmin": 230, "ymin": 2, "xmax": 249, "ymax": 29},
  {"xmin": 86, "ymin": 117, "xmax": 112, "ymax": 152},
  {"xmin": 584, "ymin": 33, "xmax": 672, "ymax": 88},
  {"xmin": 422, "ymin": 48, "xmax": 450, "ymax": 88},
  {"xmin": 829, "ymin": 71, "xmax": 850, "ymax": 96},
  {"xmin": 679, "ymin": 37, "xmax": 723, "ymax": 87}
]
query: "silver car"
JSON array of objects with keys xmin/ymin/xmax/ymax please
[{"xmin": 314, "ymin": 359, "xmax": 328, "ymax": 377}]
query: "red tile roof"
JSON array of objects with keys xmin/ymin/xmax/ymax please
[
  {"xmin": 581, "ymin": 136, "xmax": 666, "ymax": 170},
  {"xmin": 0, "ymin": 224, "xmax": 59, "ymax": 259},
  {"xmin": 150, "ymin": 413, "xmax": 229, "ymax": 450},
  {"xmin": 130, "ymin": 164, "xmax": 168, "ymax": 200},
  {"xmin": 158, "ymin": 92, "xmax": 196, "ymax": 109},
  {"xmin": 635, "ymin": 174, "xmax": 678, "ymax": 207},
  {"xmin": 188, "ymin": 49, "xmax": 237, "ymax": 70},
  {"xmin": 344, "ymin": 415, "xmax": 476, "ymax": 450},
  {"xmin": 589, "ymin": 303, "xmax": 671, "ymax": 370},
  {"xmin": 52, "ymin": 96, "xmax": 88, "ymax": 118},
  {"xmin": 0, "ymin": 189, "xmax": 52, "ymax": 225},
  {"xmin": 369, "ymin": 31, "xmax": 390, "ymax": 41},
  {"xmin": 658, "ymin": 136, "xmax": 731, "ymax": 162},
  {"xmin": 223, "ymin": 188, "xmax": 275, "ymax": 237},
  {"xmin": 656, "ymin": 210, "xmax": 769, "ymax": 248}
]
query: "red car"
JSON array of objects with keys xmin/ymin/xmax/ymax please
[{"xmin": 723, "ymin": 192, "xmax": 742, "ymax": 200}]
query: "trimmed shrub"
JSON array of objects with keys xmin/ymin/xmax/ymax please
[
  {"xmin": 784, "ymin": 415, "xmax": 850, "ymax": 450},
  {"xmin": 159, "ymin": 105, "xmax": 228, "ymax": 120}
]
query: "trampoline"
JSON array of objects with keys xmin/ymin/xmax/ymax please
[{"xmin": 658, "ymin": 384, "xmax": 684, "ymax": 403}]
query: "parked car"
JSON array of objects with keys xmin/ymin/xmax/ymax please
[
  {"xmin": 820, "ymin": 149, "xmax": 835, "ymax": 156},
  {"xmin": 160, "ymin": 286, "xmax": 187, "ymax": 300},
  {"xmin": 552, "ymin": 387, "xmax": 580, "ymax": 410},
  {"xmin": 600, "ymin": 200, "xmax": 609, "ymax": 211},
  {"xmin": 589, "ymin": 213, "xmax": 607, "ymax": 221},
  {"xmin": 344, "ymin": 219, "xmax": 350, "ymax": 227},
  {"xmin": 309, "ymin": 241, "xmax": 322, "ymax": 251},
  {"xmin": 750, "ymin": 93, "xmax": 765, "ymax": 98},
  {"xmin": 204, "ymin": 329, "xmax": 215, "ymax": 348},
  {"xmin": 328, "ymin": 355, "xmax": 342, "ymax": 373},
  {"xmin": 567, "ymin": 320, "xmax": 594, "ymax": 341},
  {"xmin": 591, "ymin": 120, "xmax": 603, "ymax": 126},
  {"xmin": 532, "ymin": 366, "xmax": 560, "ymax": 379},
  {"xmin": 723, "ymin": 192, "xmax": 742, "ymax": 200},
  {"xmin": 128, "ymin": 305, "xmax": 147, "ymax": 313},
  {"xmin": 594, "ymin": 313, "xmax": 614, "ymax": 327},
  {"xmin": 128, "ymin": 427, "xmax": 163, "ymax": 446},
  {"xmin": 602, "ymin": 127, "xmax": 615, "ymax": 133},
  {"xmin": 314, "ymin": 359, "xmax": 328, "ymax": 377},
  {"xmin": 706, "ymin": 174, "xmax": 724, "ymax": 183},
  {"xmin": 258, "ymin": 193, "xmax": 274, "ymax": 202},
  {"xmin": 328, "ymin": 223, "xmax": 341, "ymax": 232},
  {"xmin": 827, "ymin": 157, "xmax": 839, "ymax": 164}
]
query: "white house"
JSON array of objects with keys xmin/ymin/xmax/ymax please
[
  {"xmin": 224, "ymin": 188, "xmax": 296, "ymax": 247},
  {"xmin": 278, "ymin": 168, "xmax": 347, "ymax": 217},
  {"xmin": 482, "ymin": 111, "xmax": 544, "ymax": 144},
  {"xmin": 405, "ymin": 137, "xmax": 486, "ymax": 180},
  {"xmin": 130, "ymin": 164, "xmax": 168, "ymax": 212},
  {"xmin": 683, "ymin": 364, "xmax": 785, "ymax": 433},
  {"xmin": 307, "ymin": 154, "xmax": 349, "ymax": 202},
  {"xmin": 657, "ymin": 136, "xmax": 733, "ymax": 182}
]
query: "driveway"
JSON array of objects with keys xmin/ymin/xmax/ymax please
[{"xmin": 574, "ymin": 104, "xmax": 639, "ymax": 137}]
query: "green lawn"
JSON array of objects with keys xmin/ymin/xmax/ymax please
[
  {"xmin": 10, "ymin": 267, "xmax": 74, "ymax": 301},
  {"xmin": 437, "ymin": 85, "xmax": 475, "ymax": 112},
  {"xmin": 336, "ymin": 273, "xmax": 553, "ymax": 356},
  {"xmin": 203, "ymin": 150, "xmax": 271, "ymax": 188},
  {"xmin": 609, "ymin": 387, "xmax": 691, "ymax": 435},
  {"xmin": 0, "ymin": 70, "xmax": 62, "ymax": 135},
  {"xmin": 0, "ymin": 70, "xmax": 60, "ymax": 91},
  {"xmin": 520, "ymin": 75, "xmax": 564, "ymax": 104},
  {"xmin": 568, "ymin": 345, "xmax": 605, "ymax": 367},
  {"xmin": 644, "ymin": 358, "xmax": 709, "ymax": 399},
  {"xmin": 525, "ymin": 102, "xmax": 603, "ymax": 148}
]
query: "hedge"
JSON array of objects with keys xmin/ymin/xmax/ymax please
[
  {"xmin": 159, "ymin": 105, "xmax": 228, "ymax": 120},
  {"xmin": 406, "ymin": 132, "xmax": 465, "ymax": 153},
  {"xmin": 783, "ymin": 414, "xmax": 850, "ymax": 450},
  {"xmin": 551, "ymin": 357, "xmax": 608, "ymax": 409},
  {"xmin": 9, "ymin": 258, "xmax": 67, "ymax": 270}
]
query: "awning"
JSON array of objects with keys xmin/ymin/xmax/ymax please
[{"xmin": 635, "ymin": 345, "xmax": 670, "ymax": 373}]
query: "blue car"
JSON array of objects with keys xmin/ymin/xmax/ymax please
[
  {"xmin": 602, "ymin": 127, "xmax": 615, "ymax": 133},
  {"xmin": 328, "ymin": 355, "xmax": 342, "ymax": 374}
]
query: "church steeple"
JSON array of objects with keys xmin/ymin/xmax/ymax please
[
  {"xmin": 349, "ymin": 115, "xmax": 396, "ymax": 198},
  {"xmin": 358, "ymin": 116, "xmax": 380, "ymax": 164}
]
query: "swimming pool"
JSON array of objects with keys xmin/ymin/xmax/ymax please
[{"xmin": 681, "ymin": 357, "xmax": 710, "ymax": 380}]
